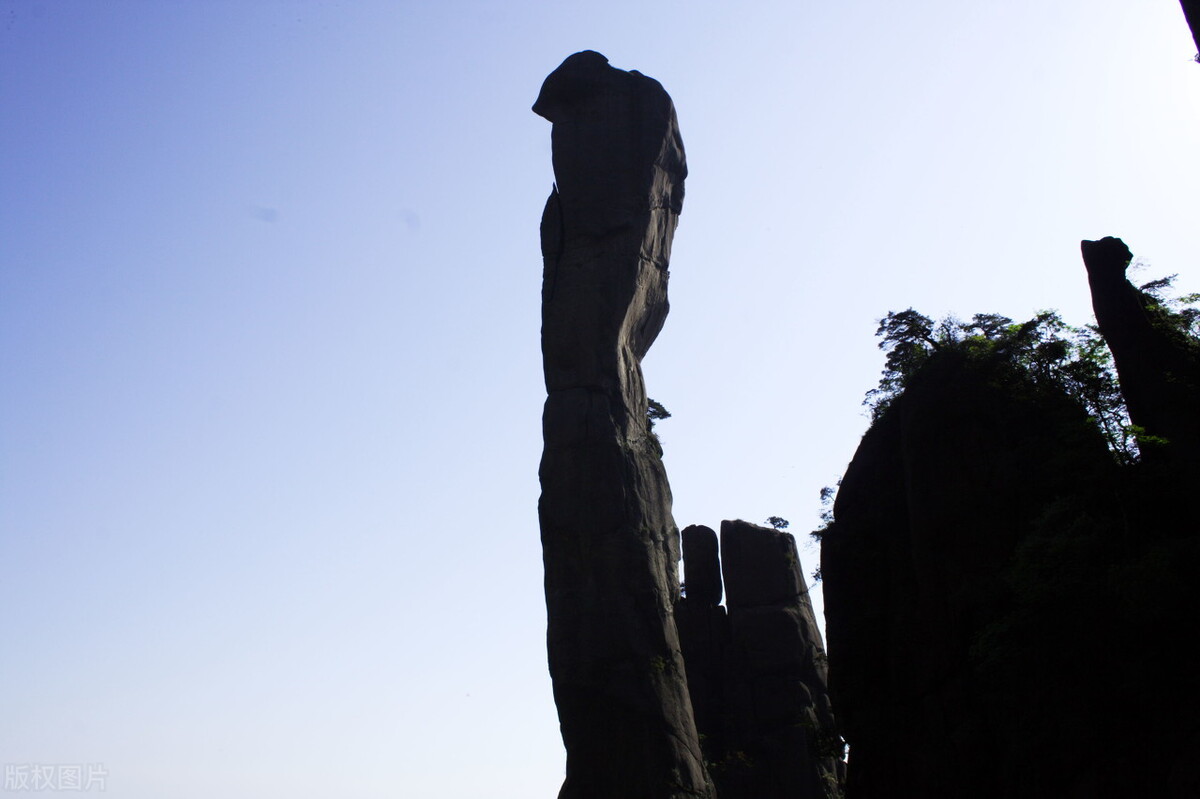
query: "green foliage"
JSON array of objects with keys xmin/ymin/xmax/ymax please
[
  {"xmin": 1124, "ymin": 424, "xmax": 1170, "ymax": 449},
  {"xmin": 765, "ymin": 516, "xmax": 789, "ymax": 530},
  {"xmin": 646, "ymin": 398, "xmax": 671, "ymax": 429},
  {"xmin": 865, "ymin": 307, "xmax": 1141, "ymax": 462},
  {"xmin": 810, "ymin": 482, "xmax": 839, "ymax": 543},
  {"xmin": 1138, "ymin": 274, "xmax": 1200, "ymax": 344},
  {"xmin": 862, "ymin": 275, "xmax": 1200, "ymax": 463},
  {"xmin": 644, "ymin": 398, "xmax": 670, "ymax": 456},
  {"xmin": 810, "ymin": 483, "xmax": 838, "ymax": 580},
  {"xmin": 864, "ymin": 309, "xmax": 938, "ymax": 409}
]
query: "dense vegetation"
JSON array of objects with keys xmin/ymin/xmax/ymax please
[{"xmin": 864, "ymin": 274, "xmax": 1199, "ymax": 464}]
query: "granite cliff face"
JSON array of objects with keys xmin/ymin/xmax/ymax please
[
  {"xmin": 534, "ymin": 51, "xmax": 709, "ymax": 799},
  {"xmin": 821, "ymin": 239, "xmax": 1200, "ymax": 798}
]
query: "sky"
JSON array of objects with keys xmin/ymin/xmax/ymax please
[{"xmin": 1, "ymin": 2, "xmax": 1197, "ymax": 797}]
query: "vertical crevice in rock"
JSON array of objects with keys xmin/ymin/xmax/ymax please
[
  {"xmin": 677, "ymin": 520, "xmax": 843, "ymax": 799},
  {"xmin": 534, "ymin": 51, "xmax": 711, "ymax": 799},
  {"xmin": 718, "ymin": 520, "xmax": 842, "ymax": 799}
]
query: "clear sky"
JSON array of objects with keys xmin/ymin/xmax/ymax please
[{"xmin": 2, "ymin": 2, "xmax": 1196, "ymax": 797}]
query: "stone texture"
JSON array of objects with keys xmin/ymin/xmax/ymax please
[
  {"xmin": 677, "ymin": 520, "xmax": 842, "ymax": 799},
  {"xmin": 721, "ymin": 520, "xmax": 805, "ymax": 609},
  {"xmin": 681, "ymin": 524, "xmax": 722, "ymax": 606},
  {"xmin": 676, "ymin": 524, "xmax": 728, "ymax": 781},
  {"xmin": 676, "ymin": 583, "xmax": 729, "ymax": 777},
  {"xmin": 718, "ymin": 521, "xmax": 842, "ymax": 799},
  {"xmin": 534, "ymin": 51, "xmax": 711, "ymax": 799}
]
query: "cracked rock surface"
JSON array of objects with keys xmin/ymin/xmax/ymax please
[{"xmin": 534, "ymin": 51, "xmax": 711, "ymax": 799}]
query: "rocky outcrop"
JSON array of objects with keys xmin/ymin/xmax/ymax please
[
  {"xmin": 677, "ymin": 521, "xmax": 842, "ymax": 799},
  {"xmin": 534, "ymin": 52, "xmax": 710, "ymax": 799},
  {"xmin": 1082, "ymin": 236, "xmax": 1200, "ymax": 471},
  {"xmin": 821, "ymin": 351, "xmax": 1124, "ymax": 797},
  {"xmin": 821, "ymin": 255, "xmax": 1200, "ymax": 796}
]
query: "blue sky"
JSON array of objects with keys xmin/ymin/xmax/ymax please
[{"xmin": 2, "ymin": 2, "xmax": 1197, "ymax": 796}]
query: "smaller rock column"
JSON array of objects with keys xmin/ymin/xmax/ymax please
[
  {"xmin": 676, "ymin": 520, "xmax": 843, "ymax": 799},
  {"xmin": 676, "ymin": 525, "xmax": 729, "ymax": 758},
  {"xmin": 720, "ymin": 520, "xmax": 842, "ymax": 799}
]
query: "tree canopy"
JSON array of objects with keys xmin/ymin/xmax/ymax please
[{"xmin": 864, "ymin": 275, "xmax": 1200, "ymax": 464}]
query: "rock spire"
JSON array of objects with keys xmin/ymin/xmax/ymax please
[{"xmin": 533, "ymin": 51, "xmax": 710, "ymax": 799}]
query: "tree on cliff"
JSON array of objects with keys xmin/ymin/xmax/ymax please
[
  {"xmin": 862, "ymin": 291, "xmax": 1198, "ymax": 463},
  {"xmin": 647, "ymin": 398, "xmax": 672, "ymax": 429}
]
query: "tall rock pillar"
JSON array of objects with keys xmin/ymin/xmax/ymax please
[{"xmin": 533, "ymin": 51, "xmax": 711, "ymax": 799}]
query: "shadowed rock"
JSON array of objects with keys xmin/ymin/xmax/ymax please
[
  {"xmin": 677, "ymin": 524, "xmax": 729, "ymax": 776},
  {"xmin": 821, "ymin": 351, "xmax": 1119, "ymax": 797},
  {"xmin": 682, "ymin": 524, "xmax": 722, "ymax": 606},
  {"xmin": 534, "ymin": 51, "xmax": 711, "ymax": 799},
  {"xmin": 718, "ymin": 520, "xmax": 842, "ymax": 799},
  {"xmin": 1181, "ymin": 0, "xmax": 1200, "ymax": 56},
  {"xmin": 820, "ymin": 302, "xmax": 1200, "ymax": 798},
  {"xmin": 678, "ymin": 520, "xmax": 842, "ymax": 799},
  {"xmin": 1082, "ymin": 236, "xmax": 1200, "ymax": 471}
]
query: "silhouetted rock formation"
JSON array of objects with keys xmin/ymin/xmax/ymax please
[
  {"xmin": 1181, "ymin": 0, "xmax": 1200, "ymax": 55},
  {"xmin": 821, "ymin": 243, "xmax": 1200, "ymax": 797},
  {"xmin": 676, "ymin": 524, "xmax": 729, "ymax": 772},
  {"xmin": 534, "ymin": 51, "xmax": 710, "ymax": 799},
  {"xmin": 682, "ymin": 524, "xmax": 723, "ymax": 606},
  {"xmin": 822, "ymin": 352, "xmax": 1115, "ymax": 797},
  {"xmin": 678, "ymin": 521, "xmax": 842, "ymax": 799},
  {"xmin": 1083, "ymin": 236, "xmax": 1200, "ymax": 471}
]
